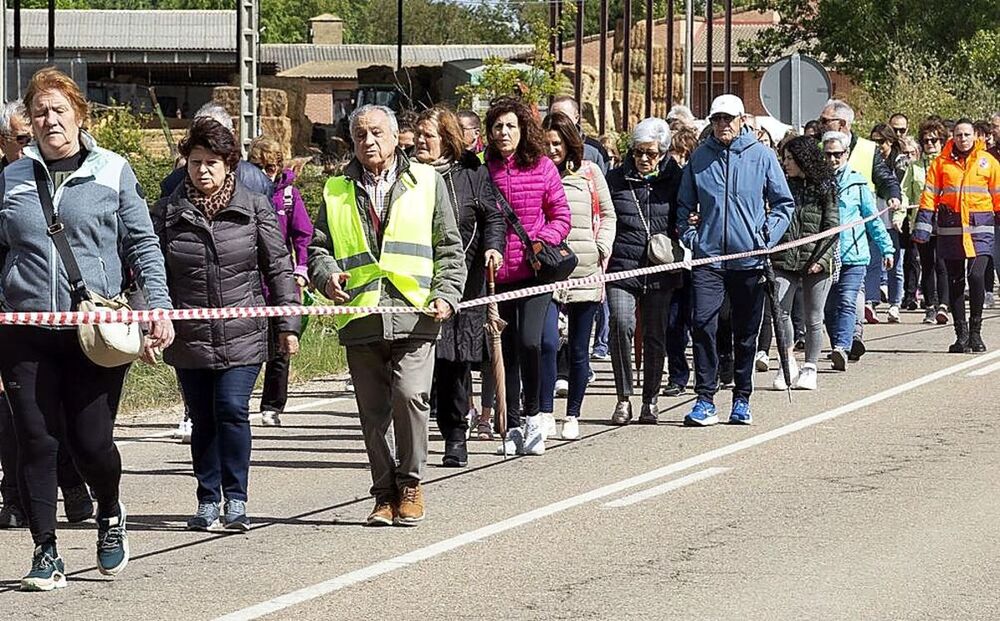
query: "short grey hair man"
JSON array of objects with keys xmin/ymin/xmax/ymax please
[
  {"xmin": 821, "ymin": 130, "xmax": 851, "ymax": 154},
  {"xmin": 630, "ymin": 117, "xmax": 671, "ymax": 154},
  {"xmin": 0, "ymin": 100, "xmax": 27, "ymax": 136},
  {"xmin": 666, "ymin": 104, "xmax": 696, "ymax": 130},
  {"xmin": 349, "ymin": 104, "xmax": 399, "ymax": 138},
  {"xmin": 822, "ymin": 99, "xmax": 856, "ymax": 128},
  {"xmin": 193, "ymin": 102, "xmax": 234, "ymax": 131}
]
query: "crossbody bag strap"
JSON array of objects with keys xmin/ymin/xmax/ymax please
[
  {"xmin": 628, "ymin": 181, "xmax": 652, "ymax": 241},
  {"xmin": 490, "ymin": 178, "xmax": 540, "ymax": 268},
  {"xmin": 32, "ymin": 159, "xmax": 89, "ymax": 303}
]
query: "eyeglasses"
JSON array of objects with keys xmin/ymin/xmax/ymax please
[
  {"xmin": 921, "ymin": 137, "xmax": 941, "ymax": 145},
  {"xmin": 819, "ymin": 116, "xmax": 842, "ymax": 125},
  {"xmin": 634, "ymin": 149, "xmax": 661, "ymax": 160},
  {"xmin": 709, "ymin": 114, "xmax": 736, "ymax": 125},
  {"xmin": 824, "ymin": 151, "xmax": 846, "ymax": 159},
  {"xmin": 5, "ymin": 134, "xmax": 30, "ymax": 145}
]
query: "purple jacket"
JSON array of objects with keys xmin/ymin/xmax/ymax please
[
  {"xmin": 487, "ymin": 154, "xmax": 571, "ymax": 284},
  {"xmin": 273, "ymin": 169, "xmax": 313, "ymax": 279}
]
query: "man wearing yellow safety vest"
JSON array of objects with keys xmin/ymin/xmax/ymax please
[
  {"xmin": 818, "ymin": 99, "xmax": 901, "ymax": 361},
  {"xmin": 308, "ymin": 104, "xmax": 467, "ymax": 527}
]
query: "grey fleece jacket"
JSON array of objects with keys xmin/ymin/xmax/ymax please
[
  {"xmin": 308, "ymin": 151, "xmax": 466, "ymax": 346},
  {"xmin": 0, "ymin": 132, "xmax": 171, "ymax": 315}
]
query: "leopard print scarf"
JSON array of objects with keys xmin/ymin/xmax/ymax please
[{"xmin": 185, "ymin": 172, "xmax": 236, "ymax": 220}]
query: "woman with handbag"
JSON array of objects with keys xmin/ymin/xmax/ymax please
[
  {"xmin": 151, "ymin": 118, "xmax": 301, "ymax": 532},
  {"xmin": 605, "ymin": 117, "xmax": 684, "ymax": 425},
  {"xmin": 768, "ymin": 136, "xmax": 840, "ymax": 391},
  {"xmin": 0, "ymin": 68, "xmax": 174, "ymax": 590},
  {"xmin": 539, "ymin": 111, "xmax": 616, "ymax": 440},
  {"xmin": 485, "ymin": 97, "xmax": 571, "ymax": 457},
  {"xmin": 413, "ymin": 106, "xmax": 506, "ymax": 467}
]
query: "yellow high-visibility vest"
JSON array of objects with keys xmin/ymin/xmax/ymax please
[
  {"xmin": 323, "ymin": 162, "xmax": 437, "ymax": 330},
  {"xmin": 849, "ymin": 135, "xmax": 878, "ymax": 192}
]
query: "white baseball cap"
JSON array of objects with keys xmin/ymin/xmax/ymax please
[{"xmin": 708, "ymin": 94, "xmax": 745, "ymax": 119}]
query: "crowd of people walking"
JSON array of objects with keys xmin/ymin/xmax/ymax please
[{"xmin": 0, "ymin": 67, "xmax": 998, "ymax": 592}]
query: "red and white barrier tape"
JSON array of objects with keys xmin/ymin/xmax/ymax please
[{"xmin": 0, "ymin": 209, "xmax": 886, "ymax": 326}]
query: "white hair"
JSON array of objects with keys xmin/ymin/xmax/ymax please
[
  {"xmin": 349, "ymin": 104, "xmax": 399, "ymax": 137},
  {"xmin": 630, "ymin": 117, "xmax": 671, "ymax": 153},
  {"xmin": 0, "ymin": 100, "xmax": 27, "ymax": 135},
  {"xmin": 667, "ymin": 105, "xmax": 695, "ymax": 122},
  {"xmin": 991, "ymin": 112, "xmax": 1000, "ymax": 123},
  {"xmin": 194, "ymin": 102, "xmax": 234, "ymax": 131},
  {"xmin": 823, "ymin": 99, "xmax": 855, "ymax": 126},
  {"xmin": 821, "ymin": 130, "xmax": 851, "ymax": 153}
]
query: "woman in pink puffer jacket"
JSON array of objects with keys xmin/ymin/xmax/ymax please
[{"xmin": 484, "ymin": 97, "xmax": 571, "ymax": 457}]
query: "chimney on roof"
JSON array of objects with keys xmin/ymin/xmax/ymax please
[{"xmin": 310, "ymin": 14, "xmax": 344, "ymax": 45}]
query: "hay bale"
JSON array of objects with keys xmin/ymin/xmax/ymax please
[
  {"xmin": 260, "ymin": 116, "xmax": 293, "ymax": 159},
  {"xmin": 258, "ymin": 88, "xmax": 288, "ymax": 118}
]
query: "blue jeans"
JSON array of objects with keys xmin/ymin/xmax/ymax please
[
  {"xmin": 865, "ymin": 232, "xmax": 902, "ymax": 305},
  {"xmin": 826, "ymin": 265, "xmax": 866, "ymax": 351},
  {"xmin": 564, "ymin": 302, "xmax": 600, "ymax": 417},
  {"xmin": 176, "ymin": 365, "xmax": 261, "ymax": 504},
  {"xmin": 591, "ymin": 299, "xmax": 610, "ymax": 356},
  {"xmin": 539, "ymin": 302, "xmax": 560, "ymax": 414}
]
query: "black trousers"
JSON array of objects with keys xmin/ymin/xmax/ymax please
[
  {"xmin": 0, "ymin": 391, "xmax": 86, "ymax": 509},
  {"xmin": 497, "ymin": 287, "xmax": 552, "ymax": 429},
  {"xmin": 946, "ymin": 255, "xmax": 990, "ymax": 325},
  {"xmin": 917, "ymin": 237, "xmax": 949, "ymax": 308},
  {"xmin": 0, "ymin": 327, "xmax": 126, "ymax": 545},
  {"xmin": 432, "ymin": 359, "xmax": 471, "ymax": 441},
  {"xmin": 901, "ymin": 221, "xmax": 921, "ymax": 301},
  {"xmin": 260, "ymin": 319, "xmax": 290, "ymax": 413}
]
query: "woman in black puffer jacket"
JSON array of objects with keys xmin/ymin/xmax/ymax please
[
  {"xmin": 413, "ymin": 107, "xmax": 505, "ymax": 468},
  {"xmin": 768, "ymin": 135, "xmax": 840, "ymax": 392},
  {"xmin": 605, "ymin": 118, "xmax": 684, "ymax": 426},
  {"xmin": 152, "ymin": 118, "xmax": 301, "ymax": 531}
]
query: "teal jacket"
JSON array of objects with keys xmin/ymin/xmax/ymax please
[
  {"xmin": 0, "ymin": 131, "xmax": 171, "ymax": 314},
  {"xmin": 836, "ymin": 165, "xmax": 894, "ymax": 267}
]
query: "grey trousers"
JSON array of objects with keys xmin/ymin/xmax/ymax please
[
  {"xmin": 607, "ymin": 286, "xmax": 673, "ymax": 404},
  {"xmin": 346, "ymin": 339, "xmax": 434, "ymax": 500},
  {"xmin": 774, "ymin": 269, "xmax": 832, "ymax": 365}
]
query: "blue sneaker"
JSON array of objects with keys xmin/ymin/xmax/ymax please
[
  {"xmin": 683, "ymin": 399, "xmax": 718, "ymax": 427},
  {"xmin": 96, "ymin": 502, "xmax": 129, "ymax": 577},
  {"xmin": 20, "ymin": 543, "xmax": 67, "ymax": 591},
  {"xmin": 729, "ymin": 398, "xmax": 753, "ymax": 425}
]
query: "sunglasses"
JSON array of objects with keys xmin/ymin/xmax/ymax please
[
  {"xmin": 921, "ymin": 137, "xmax": 941, "ymax": 145},
  {"xmin": 893, "ymin": 127, "xmax": 907, "ymax": 135},
  {"xmin": 819, "ymin": 116, "xmax": 842, "ymax": 125},
  {"xmin": 634, "ymin": 149, "xmax": 661, "ymax": 160},
  {"xmin": 6, "ymin": 134, "xmax": 30, "ymax": 146},
  {"xmin": 709, "ymin": 114, "xmax": 736, "ymax": 125},
  {"xmin": 824, "ymin": 151, "xmax": 846, "ymax": 159}
]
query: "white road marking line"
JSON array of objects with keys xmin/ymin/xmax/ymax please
[
  {"xmin": 213, "ymin": 349, "xmax": 1000, "ymax": 621},
  {"xmin": 114, "ymin": 397, "xmax": 347, "ymax": 448},
  {"xmin": 966, "ymin": 360, "xmax": 1000, "ymax": 377},
  {"xmin": 603, "ymin": 467, "xmax": 731, "ymax": 508}
]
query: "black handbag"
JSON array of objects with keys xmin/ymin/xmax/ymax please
[{"xmin": 494, "ymin": 185, "xmax": 577, "ymax": 284}]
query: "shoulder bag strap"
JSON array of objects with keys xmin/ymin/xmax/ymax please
[
  {"xmin": 628, "ymin": 181, "xmax": 652, "ymax": 241},
  {"xmin": 32, "ymin": 160, "xmax": 89, "ymax": 303},
  {"xmin": 490, "ymin": 178, "xmax": 539, "ymax": 267}
]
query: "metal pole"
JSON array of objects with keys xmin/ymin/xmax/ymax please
[
  {"xmin": 47, "ymin": 0, "xmax": 55, "ymax": 62},
  {"xmin": 598, "ymin": 0, "xmax": 608, "ymax": 134},
  {"xmin": 666, "ymin": 0, "xmax": 674, "ymax": 105},
  {"xmin": 396, "ymin": 0, "xmax": 403, "ymax": 71},
  {"xmin": 684, "ymin": 0, "xmax": 693, "ymax": 110},
  {"xmin": 705, "ymin": 0, "xmax": 713, "ymax": 111},
  {"xmin": 724, "ymin": 0, "xmax": 732, "ymax": 92},
  {"xmin": 549, "ymin": 1, "xmax": 557, "ymax": 60},
  {"xmin": 791, "ymin": 52, "xmax": 802, "ymax": 130},
  {"xmin": 644, "ymin": 0, "xmax": 653, "ymax": 118},
  {"xmin": 0, "ymin": 2, "xmax": 6, "ymax": 103},
  {"xmin": 557, "ymin": 0, "xmax": 564, "ymax": 64},
  {"xmin": 237, "ymin": 0, "xmax": 259, "ymax": 155},
  {"xmin": 623, "ymin": 0, "xmax": 632, "ymax": 131},
  {"xmin": 574, "ymin": 0, "xmax": 583, "ymax": 105}
]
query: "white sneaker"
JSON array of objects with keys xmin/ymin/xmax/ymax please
[
  {"xmin": 261, "ymin": 411, "xmax": 282, "ymax": 427},
  {"xmin": 495, "ymin": 427, "xmax": 524, "ymax": 456},
  {"xmin": 793, "ymin": 364, "xmax": 818, "ymax": 390},
  {"xmin": 554, "ymin": 379, "xmax": 569, "ymax": 398},
  {"xmin": 771, "ymin": 359, "xmax": 799, "ymax": 391},
  {"xmin": 540, "ymin": 412, "xmax": 557, "ymax": 439},
  {"xmin": 754, "ymin": 350, "xmax": 770, "ymax": 372},
  {"xmin": 986, "ymin": 292, "xmax": 995, "ymax": 309},
  {"xmin": 345, "ymin": 377, "xmax": 354, "ymax": 392},
  {"xmin": 521, "ymin": 415, "xmax": 546, "ymax": 456},
  {"xmin": 561, "ymin": 416, "xmax": 580, "ymax": 440},
  {"xmin": 180, "ymin": 420, "xmax": 192, "ymax": 445},
  {"xmin": 887, "ymin": 305, "xmax": 901, "ymax": 323},
  {"xmin": 172, "ymin": 418, "xmax": 187, "ymax": 439}
]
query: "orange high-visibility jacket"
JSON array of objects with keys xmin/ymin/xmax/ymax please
[{"xmin": 914, "ymin": 139, "xmax": 1000, "ymax": 259}]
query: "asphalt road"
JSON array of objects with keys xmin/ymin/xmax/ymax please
[{"xmin": 1, "ymin": 308, "xmax": 999, "ymax": 620}]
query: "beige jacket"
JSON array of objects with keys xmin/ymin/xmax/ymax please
[{"xmin": 554, "ymin": 161, "xmax": 617, "ymax": 304}]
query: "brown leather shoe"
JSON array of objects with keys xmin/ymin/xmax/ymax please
[
  {"xmin": 366, "ymin": 498, "xmax": 396, "ymax": 527},
  {"xmin": 395, "ymin": 484, "xmax": 425, "ymax": 526}
]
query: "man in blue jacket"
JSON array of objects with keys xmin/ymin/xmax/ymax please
[{"xmin": 676, "ymin": 94, "xmax": 795, "ymax": 426}]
